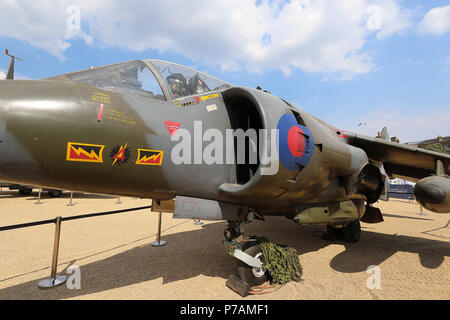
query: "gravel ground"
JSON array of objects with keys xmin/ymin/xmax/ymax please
[{"xmin": 0, "ymin": 189, "xmax": 448, "ymax": 300}]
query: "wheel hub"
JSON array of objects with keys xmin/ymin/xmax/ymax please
[{"xmin": 252, "ymin": 252, "xmax": 266, "ymax": 278}]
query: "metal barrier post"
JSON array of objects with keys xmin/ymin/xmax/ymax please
[
  {"xmin": 152, "ymin": 212, "xmax": 166, "ymax": 247},
  {"xmin": 35, "ymin": 187, "xmax": 42, "ymax": 205},
  {"xmin": 193, "ymin": 218, "xmax": 203, "ymax": 225},
  {"xmin": 38, "ymin": 216, "xmax": 67, "ymax": 288},
  {"xmin": 417, "ymin": 205, "xmax": 426, "ymax": 216},
  {"xmin": 67, "ymin": 191, "xmax": 74, "ymax": 207}
]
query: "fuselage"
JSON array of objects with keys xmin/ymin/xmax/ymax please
[{"xmin": 0, "ymin": 59, "xmax": 374, "ymax": 215}]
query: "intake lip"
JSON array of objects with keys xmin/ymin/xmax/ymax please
[{"xmin": 414, "ymin": 183, "xmax": 446, "ymax": 204}]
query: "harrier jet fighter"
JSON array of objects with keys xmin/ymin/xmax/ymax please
[{"xmin": 1, "ymin": 56, "xmax": 449, "ymax": 285}]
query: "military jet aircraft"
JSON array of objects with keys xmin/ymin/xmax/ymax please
[{"xmin": 0, "ymin": 54, "xmax": 449, "ymax": 286}]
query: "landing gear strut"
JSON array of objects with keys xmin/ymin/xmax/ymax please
[
  {"xmin": 324, "ymin": 220, "xmax": 361, "ymax": 243},
  {"xmin": 223, "ymin": 217, "xmax": 268, "ymax": 286},
  {"xmin": 224, "ymin": 220, "xmax": 244, "ymax": 243}
]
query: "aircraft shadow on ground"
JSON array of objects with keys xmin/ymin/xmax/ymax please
[
  {"xmin": 0, "ymin": 191, "xmax": 117, "ymax": 200},
  {"xmin": 0, "ymin": 216, "xmax": 448, "ymax": 299}
]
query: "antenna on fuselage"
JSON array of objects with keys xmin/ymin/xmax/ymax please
[{"xmin": 4, "ymin": 49, "xmax": 23, "ymax": 80}]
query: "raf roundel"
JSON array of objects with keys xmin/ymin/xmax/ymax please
[{"xmin": 277, "ymin": 113, "xmax": 314, "ymax": 171}]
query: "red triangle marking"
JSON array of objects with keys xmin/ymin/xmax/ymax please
[{"xmin": 164, "ymin": 121, "xmax": 180, "ymax": 136}]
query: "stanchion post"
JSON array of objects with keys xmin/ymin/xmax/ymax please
[
  {"xmin": 35, "ymin": 187, "xmax": 42, "ymax": 205},
  {"xmin": 152, "ymin": 211, "xmax": 166, "ymax": 247},
  {"xmin": 418, "ymin": 204, "xmax": 426, "ymax": 215},
  {"xmin": 38, "ymin": 216, "xmax": 67, "ymax": 288},
  {"xmin": 193, "ymin": 218, "xmax": 203, "ymax": 225},
  {"xmin": 67, "ymin": 191, "xmax": 74, "ymax": 207}
]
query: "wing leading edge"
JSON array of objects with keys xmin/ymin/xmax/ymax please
[{"xmin": 347, "ymin": 133, "xmax": 450, "ymax": 182}]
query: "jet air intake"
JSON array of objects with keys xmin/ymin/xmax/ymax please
[{"xmin": 414, "ymin": 176, "xmax": 450, "ymax": 213}]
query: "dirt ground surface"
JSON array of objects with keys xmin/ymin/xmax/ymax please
[{"xmin": 0, "ymin": 189, "xmax": 448, "ymax": 300}]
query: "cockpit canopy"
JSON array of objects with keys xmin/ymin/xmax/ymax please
[
  {"xmin": 59, "ymin": 60, "xmax": 166, "ymax": 100},
  {"xmin": 148, "ymin": 60, "xmax": 231, "ymax": 99},
  {"xmin": 52, "ymin": 59, "xmax": 231, "ymax": 101}
]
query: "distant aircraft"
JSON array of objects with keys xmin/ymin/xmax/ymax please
[
  {"xmin": 0, "ymin": 53, "xmax": 448, "ymax": 285},
  {"xmin": 0, "ymin": 181, "xmax": 62, "ymax": 197}
]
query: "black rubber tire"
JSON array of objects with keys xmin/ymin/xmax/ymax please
[
  {"xmin": 326, "ymin": 225, "xmax": 344, "ymax": 240},
  {"xmin": 18, "ymin": 187, "xmax": 32, "ymax": 195},
  {"xmin": 326, "ymin": 225, "xmax": 338, "ymax": 236},
  {"xmin": 48, "ymin": 189, "xmax": 62, "ymax": 197},
  {"xmin": 344, "ymin": 221, "xmax": 361, "ymax": 243},
  {"xmin": 236, "ymin": 244, "xmax": 268, "ymax": 287}
]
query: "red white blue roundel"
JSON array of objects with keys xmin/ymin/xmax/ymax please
[{"xmin": 277, "ymin": 113, "xmax": 314, "ymax": 171}]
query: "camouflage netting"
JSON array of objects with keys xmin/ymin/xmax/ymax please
[{"xmin": 259, "ymin": 238, "xmax": 303, "ymax": 285}]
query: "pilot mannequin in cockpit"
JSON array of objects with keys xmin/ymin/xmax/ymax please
[
  {"xmin": 187, "ymin": 73, "xmax": 210, "ymax": 94},
  {"xmin": 166, "ymin": 73, "xmax": 190, "ymax": 97}
]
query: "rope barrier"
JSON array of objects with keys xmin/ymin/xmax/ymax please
[
  {"xmin": 0, "ymin": 205, "xmax": 152, "ymax": 232},
  {"xmin": 0, "ymin": 203, "xmax": 168, "ymax": 289}
]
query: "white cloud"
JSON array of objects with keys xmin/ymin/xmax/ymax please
[
  {"xmin": 418, "ymin": 5, "xmax": 450, "ymax": 35},
  {"xmin": 0, "ymin": 0, "xmax": 92, "ymax": 60},
  {"xmin": 0, "ymin": 70, "xmax": 5, "ymax": 80},
  {"xmin": 372, "ymin": 0, "xmax": 412, "ymax": 39},
  {"xmin": 0, "ymin": 0, "xmax": 411, "ymax": 77}
]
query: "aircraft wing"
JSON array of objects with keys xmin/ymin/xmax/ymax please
[{"xmin": 347, "ymin": 133, "xmax": 450, "ymax": 182}]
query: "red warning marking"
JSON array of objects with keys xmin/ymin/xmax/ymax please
[
  {"xmin": 97, "ymin": 104, "xmax": 104, "ymax": 122},
  {"xmin": 333, "ymin": 129, "xmax": 348, "ymax": 138},
  {"xmin": 164, "ymin": 121, "xmax": 180, "ymax": 136}
]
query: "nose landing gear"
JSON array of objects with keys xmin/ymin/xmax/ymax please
[
  {"xmin": 223, "ymin": 218, "xmax": 269, "ymax": 288},
  {"xmin": 223, "ymin": 215, "xmax": 304, "ymax": 296}
]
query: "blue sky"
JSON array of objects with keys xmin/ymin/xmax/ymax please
[{"xmin": 0, "ymin": 0, "xmax": 449, "ymax": 142}]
